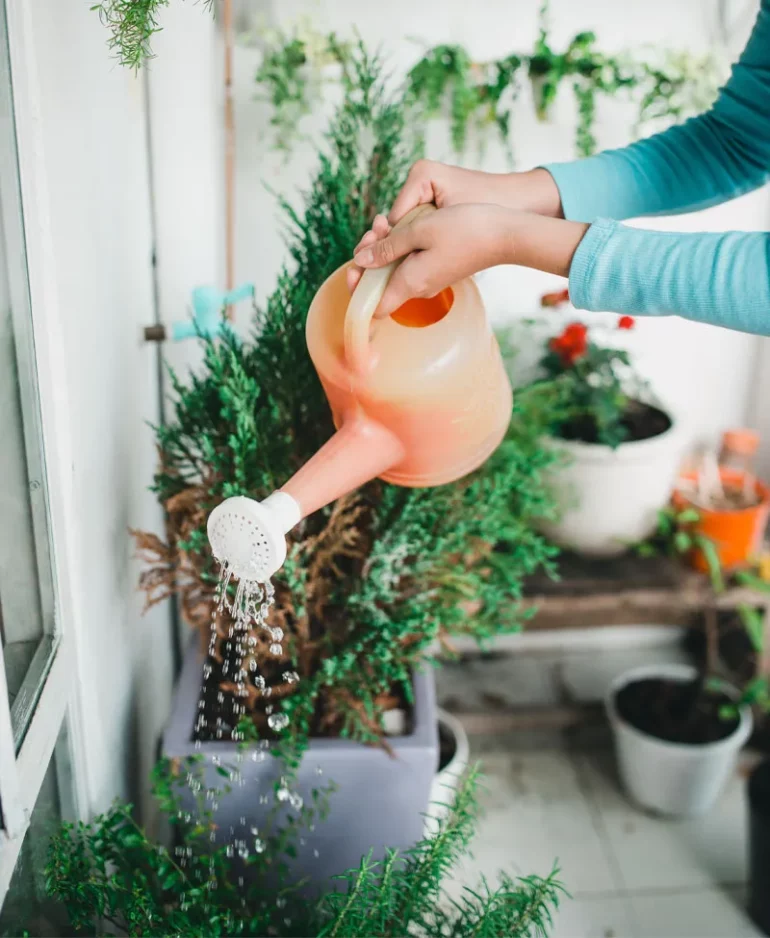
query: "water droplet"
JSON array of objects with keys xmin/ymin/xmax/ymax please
[
  {"xmin": 226, "ymin": 845, "xmax": 234, "ymax": 858},
  {"xmin": 313, "ymin": 849, "xmax": 320, "ymax": 858},
  {"xmin": 254, "ymin": 675, "xmax": 266, "ymax": 690},
  {"xmin": 315, "ymin": 765, "xmax": 323, "ymax": 776},
  {"xmin": 271, "ymin": 626, "xmax": 284, "ymax": 642},
  {"xmin": 276, "ymin": 787, "xmax": 290, "ymax": 803},
  {"xmin": 276, "ymin": 897, "xmax": 287, "ymax": 909},
  {"xmin": 269, "ymin": 643, "xmax": 283, "ymax": 656},
  {"xmin": 268, "ymin": 712, "xmax": 289, "ymax": 732},
  {"xmin": 250, "ymin": 825, "xmax": 259, "ymax": 835},
  {"xmin": 289, "ymin": 792, "xmax": 303, "ymax": 811},
  {"xmin": 239, "ymin": 816, "xmax": 246, "ymax": 826},
  {"xmin": 254, "ymin": 837, "xmax": 265, "ymax": 853},
  {"xmin": 283, "ymin": 670, "xmax": 299, "ymax": 684},
  {"xmin": 249, "ymin": 658, "xmax": 258, "ymax": 672}
]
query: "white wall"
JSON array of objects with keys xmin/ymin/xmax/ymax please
[
  {"xmin": 25, "ymin": 0, "xmax": 173, "ymax": 818},
  {"xmin": 231, "ymin": 0, "xmax": 767, "ymax": 455}
]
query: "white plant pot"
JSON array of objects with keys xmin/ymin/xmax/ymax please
[
  {"xmin": 538, "ymin": 414, "xmax": 682, "ymax": 556},
  {"xmin": 606, "ymin": 664, "xmax": 752, "ymax": 818},
  {"xmin": 424, "ymin": 709, "xmax": 470, "ymax": 837}
]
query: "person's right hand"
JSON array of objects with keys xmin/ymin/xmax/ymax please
[{"xmin": 347, "ymin": 161, "xmax": 563, "ymax": 293}]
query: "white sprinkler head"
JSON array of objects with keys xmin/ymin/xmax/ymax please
[{"xmin": 206, "ymin": 492, "xmax": 301, "ymax": 582}]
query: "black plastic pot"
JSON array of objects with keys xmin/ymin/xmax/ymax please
[{"xmin": 749, "ymin": 759, "xmax": 770, "ymax": 934}]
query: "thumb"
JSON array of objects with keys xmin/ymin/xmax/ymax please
[
  {"xmin": 374, "ymin": 253, "xmax": 429, "ymax": 319},
  {"xmin": 354, "ymin": 222, "xmax": 420, "ymax": 270}
]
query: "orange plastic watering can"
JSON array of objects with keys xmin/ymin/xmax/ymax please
[{"xmin": 207, "ymin": 205, "xmax": 513, "ymax": 581}]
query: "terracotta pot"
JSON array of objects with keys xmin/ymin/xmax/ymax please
[{"xmin": 674, "ymin": 469, "xmax": 770, "ymax": 573}]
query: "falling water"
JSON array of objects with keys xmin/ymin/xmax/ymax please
[{"xmin": 187, "ymin": 560, "xmax": 316, "ymax": 886}]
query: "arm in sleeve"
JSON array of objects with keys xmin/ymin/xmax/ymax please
[
  {"xmin": 542, "ymin": 0, "xmax": 770, "ymax": 222},
  {"xmin": 569, "ymin": 219, "xmax": 770, "ymax": 335}
]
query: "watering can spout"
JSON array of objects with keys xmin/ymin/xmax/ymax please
[{"xmin": 207, "ymin": 416, "xmax": 404, "ymax": 582}]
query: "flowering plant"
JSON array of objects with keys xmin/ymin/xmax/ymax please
[{"xmin": 539, "ymin": 292, "xmax": 645, "ymax": 448}]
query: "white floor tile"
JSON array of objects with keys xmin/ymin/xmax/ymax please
[
  {"xmin": 575, "ymin": 750, "xmax": 747, "ymax": 891},
  {"xmin": 467, "ymin": 751, "xmax": 621, "ymax": 895},
  {"xmin": 551, "ymin": 896, "xmax": 636, "ymax": 938},
  {"xmin": 629, "ymin": 888, "xmax": 761, "ymax": 937}
]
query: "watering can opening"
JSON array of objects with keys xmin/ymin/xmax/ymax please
[{"xmin": 391, "ymin": 288, "xmax": 454, "ymax": 328}]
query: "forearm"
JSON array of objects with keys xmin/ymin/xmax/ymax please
[
  {"xmin": 569, "ymin": 221, "xmax": 770, "ymax": 335},
  {"xmin": 500, "ymin": 212, "xmax": 588, "ymax": 277},
  {"xmin": 541, "ymin": 0, "xmax": 770, "ymax": 223}
]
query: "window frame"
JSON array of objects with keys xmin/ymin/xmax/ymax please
[{"xmin": 0, "ymin": 0, "xmax": 89, "ymax": 902}]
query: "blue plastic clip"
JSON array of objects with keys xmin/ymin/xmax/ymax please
[{"xmin": 170, "ymin": 283, "xmax": 255, "ymax": 342}]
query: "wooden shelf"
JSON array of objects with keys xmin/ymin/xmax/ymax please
[{"xmin": 522, "ymin": 552, "xmax": 769, "ymax": 631}]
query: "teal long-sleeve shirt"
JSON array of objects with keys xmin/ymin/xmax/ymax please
[{"xmin": 543, "ymin": 0, "xmax": 770, "ymax": 335}]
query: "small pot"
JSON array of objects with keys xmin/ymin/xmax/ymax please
[
  {"xmin": 606, "ymin": 663, "xmax": 752, "ymax": 817},
  {"xmin": 423, "ymin": 709, "xmax": 470, "ymax": 838},
  {"xmin": 749, "ymin": 759, "xmax": 770, "ymax": 935},
  {"xmin": 538, "ymin": 409, "xmax": 682, "ymax": 556},
  {"xmin": 674, "ymin": 469, "xmax": 770, "ymax": 573}
]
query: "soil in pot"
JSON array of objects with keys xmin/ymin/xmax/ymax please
[
  {"xmin": 616, "ymin": 676, "xmax": 739, "ymax": 745},
  {"xmin": 557, "ymin": 400, "xmax": 671, "ymax": 445}
]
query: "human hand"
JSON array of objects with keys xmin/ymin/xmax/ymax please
[
  {"xmin": 347, "ymin": 160, "xmax": 562, "ymax": 294},
  {"xmin": 351, "ymin": 203, "xmax": 588, "ymax": 319},
  {"xmin": 351, "ymin": 203, "xmax": 521, "ymax": 319}
]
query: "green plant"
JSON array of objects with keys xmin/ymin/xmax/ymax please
[
  {"xmin": 45, "ymin": 765, "xmax": 566, "ymax": 937},
  {"xmin": 132, "ymin": 46, "xmax": 566, "ymax": 765},
  {"xmin": 538, "ymin": 315, "xmax": 650, "ymax": 449},
  {"xmin": 632, "ymin": 505, "xmax": 770, "ymax": 722},
  {"xmin": 91, "ymin": 0, "xmax": 213, "ymax": 69},
  {"xmin": 254, "ymin": 3, "xmax": 721, "ymax": 160}
]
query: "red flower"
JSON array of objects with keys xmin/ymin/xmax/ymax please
[
  {"xmin": 549, "ymin": 321, "xmax": 588, "ymax": 365},
  {"xmin": 541, "ymin": 288, "xmax": 570, "ymax": 308},
  {"xmin": 618, "ymin": 315, "xmax": 635, "ymax": 330}
]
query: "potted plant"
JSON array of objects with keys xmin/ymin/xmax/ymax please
[
  {"xmin": 534, "ymin": 300, "xmax": 683, "ymax": 556},
  {"xmin": 133, "ymin": 48, "xmax": 565, "ymax": 889},
  {"xmin": 45, "ymin": 762, "xmax": 566, "ymax": 937},
  {"xmin": 606, "ymin": 506, "xmax": 770, "ymax": 817}
]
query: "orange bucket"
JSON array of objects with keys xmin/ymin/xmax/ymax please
[{"xmin": 674, "ymin": 469, "xmax": 770, "ymax": 572}]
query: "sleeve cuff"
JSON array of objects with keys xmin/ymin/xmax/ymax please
[
  {"xmin": 567, "ymin": 219, "xmax": 619, "ymax": 311},
  {"xmin": 540, "ymin": 161, "xmax": 603, "ymax": 223}
]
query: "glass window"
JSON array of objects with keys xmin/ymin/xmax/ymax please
[{"xmin": 0, "ymin": 0, "xmax": 57, "ymax": 752}]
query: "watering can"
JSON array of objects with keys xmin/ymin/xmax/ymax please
[{"xmin": 206, "ymin": 205, "xmax": 513, "ymax": 582}]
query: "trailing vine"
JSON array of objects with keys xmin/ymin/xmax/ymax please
[{"xmin": 253, "ymin": 2, "xmax": 722, "ymax": 160}]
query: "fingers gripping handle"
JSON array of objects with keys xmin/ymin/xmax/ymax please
[{"xmin": 344, "ymin": 203, "xmax": 435, "ymax": 375}]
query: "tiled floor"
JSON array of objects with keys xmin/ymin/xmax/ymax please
[{"xmin": 437, "ymin": 637, "xmax": 764, "ymax": 938}]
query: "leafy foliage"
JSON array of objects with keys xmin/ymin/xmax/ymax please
[
  {"xmin": 254, "ymin": 2, "xmax": 721, "ymax": 160},
  {"xmin": 632, "ymin": 505, "xmax": 770, "ymax": 723},
  {"xmin": 132, "ymin": 47, "xmax": 566, "ymax": 764},
  {"xmin": 91, "ymin": 0, "xmax": 213, "ymax": 70},
  {"xmin": 539, "ymin": 317, "xmax": 650, "ymax": 449},
  {"xmin": 46, "ymin": 765, "xmax": 565, "ymax": 937}
]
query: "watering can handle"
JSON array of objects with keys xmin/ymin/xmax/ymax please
[{"xmin": 343, "ymin": 203, "xmax": 436, "ymax": 375}]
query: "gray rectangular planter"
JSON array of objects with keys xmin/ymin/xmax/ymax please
[{"xmin": 162, "ymin": 635, "xmax": 439, "ymax": 891}]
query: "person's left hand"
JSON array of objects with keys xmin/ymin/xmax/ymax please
[{"xmin": 348, "ymin": 203, "xmax": 519, "ymax": 319}]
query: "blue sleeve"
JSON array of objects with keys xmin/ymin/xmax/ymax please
[
  {"xmin": 539, "ymin": 0, "xmax": 770, "ymax": 336},
  {"xmin": 570, "ymin": 220, "xmax": 770, "ymax": 336},
  {"xmin": 543, "ymin": 0, "xmax": 770, "ymax": 220}
]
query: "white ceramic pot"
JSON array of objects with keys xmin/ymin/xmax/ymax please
[
  {"xmin": 424, "ymin": 709, "xmax": 470, "ymax": 837},
  {"xmin": 538, "ymin": 414, "xmax": 682, "ymax": 556},
  {"xmin": 606, "ymin": 664, "xmax": 752, "ymax": 818}
]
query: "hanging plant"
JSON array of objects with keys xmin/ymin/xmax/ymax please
[
  {"xmin": 92, "ymin": 0, "xmax": 213, "ymax": 69},
  {"xmin": 253, "ymin": 2, "xmax": 722, "ymax": 161}
]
